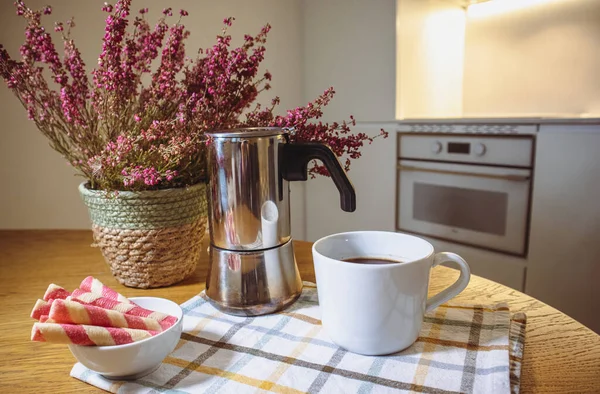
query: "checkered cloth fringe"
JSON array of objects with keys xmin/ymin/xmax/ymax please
[{"xmin": 71, "ymin": 282, "xmax": 527, "ymax": 394}]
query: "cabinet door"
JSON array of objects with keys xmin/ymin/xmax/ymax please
[
  {"xmin": 427, "ymin": 237, "xmax": 526, "ymax": 291},
  {"xmin": 526, "ymin": 125, "xmax": 600, "ymax": 333}
]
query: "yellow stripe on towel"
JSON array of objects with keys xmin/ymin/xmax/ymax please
[{"xmin": 162, "ymin": 356, "xmax": 305, "ymax": 394}]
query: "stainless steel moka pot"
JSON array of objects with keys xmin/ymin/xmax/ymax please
[{"xmin": 205, "ymin": 127, "xmax": 356, "ymax": 316}]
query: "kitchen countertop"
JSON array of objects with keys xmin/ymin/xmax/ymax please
[
  {"xmin": 1, "ymin": 230, "xmax": 599, "ymax": 393},
  {"xmin": 396, "ymin": 117, "xmax": 600, "ymax": 125}
]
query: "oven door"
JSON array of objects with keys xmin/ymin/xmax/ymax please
[{"xmin": 397, "ymin": 160, "xmax": 531, "ymax": 256}]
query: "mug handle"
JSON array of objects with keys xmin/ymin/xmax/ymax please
[{"xmin": 426, "ymin": 252, "xmax": 471, "ymax": 313}]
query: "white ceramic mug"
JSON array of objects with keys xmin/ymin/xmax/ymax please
[{"xmin": 312, "ymin": 231, "xmax": 470, "ymax": 356}]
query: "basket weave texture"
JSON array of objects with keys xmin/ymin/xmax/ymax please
[{"xmin": 79, "ymin": 182, "xmax": 208, "ymax": 288}]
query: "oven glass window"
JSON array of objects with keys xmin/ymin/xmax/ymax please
[{"xmin": 413, "ymin": 183, "xmax": 508, "ymax": 235}]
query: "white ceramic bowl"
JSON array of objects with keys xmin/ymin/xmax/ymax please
[{"xmin": 68, "ymin": 297, "xmax": 183, "ymax": 380}]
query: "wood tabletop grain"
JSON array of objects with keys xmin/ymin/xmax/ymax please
[{"xmin": 0, "ymin": 230, "xmax": 598, "ymax": 393}]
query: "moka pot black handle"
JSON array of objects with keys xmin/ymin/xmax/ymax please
[{"xmin": 280, "ymin": 142, "xmax": 356, "ymax": 212}]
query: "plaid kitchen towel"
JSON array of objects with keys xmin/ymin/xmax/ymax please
[{"xmin": 71, "ymin": 282, "xmax": 527, "ymax": 394}]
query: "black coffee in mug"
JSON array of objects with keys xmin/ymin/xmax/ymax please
[{"xmin": 343, "ymin": 257, "xmax": 403, "ymax": 265}]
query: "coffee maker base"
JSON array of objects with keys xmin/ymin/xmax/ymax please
[
  {"xmin": 205, "ymin": 291, "xmax": 302, "ymax": 317},
  {"xmin": 205, "ymin": 240, "xmax": 303, "ymax": 316}
]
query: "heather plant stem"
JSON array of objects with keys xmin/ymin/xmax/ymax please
[{"xmin": 13, "ymin": 83, "xmax": 72, "ymax": 152}]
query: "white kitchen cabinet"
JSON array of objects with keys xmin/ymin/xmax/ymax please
[
  {"xmin": 427, "ymin": 237, "xmax": 526, "ymax": 292},
  {"xmin": 526, "ymin": 124, "xmax": 600, "ymax": 333}
]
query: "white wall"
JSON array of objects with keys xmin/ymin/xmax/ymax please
[
  {"xmin": 302, "ymin": 0, "xmax": 396, "ymax": 123},
  {"xmin": 396, "ymin": 0, "xmax": 600, "ymax": 118},
  {"xmin": 302, "ymin": 0, "xmax": 396, "ymax": 241},
  {"xmin": 305, "ymin": 123, "xmax": 398, "ymax": 241},
  {"xmin": 0, "ymin": 0, "xmax": 306, "ymax": 237},
  {"xmin": 463, "ymin": 0, "xmax": 600, "ymax": 116},
  {"xmin": 397, "ymin": 0, "xmax": 465, "ymax": 118}
]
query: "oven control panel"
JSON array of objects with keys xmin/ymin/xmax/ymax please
[
  {"xmin": 399, "ymin": 134, "xmax": 534, "ymax": 167},
  {"xmin": 432, "ymin": 141, "xmax": 487, "ymax": 156}
]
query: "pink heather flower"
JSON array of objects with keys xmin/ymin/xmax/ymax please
[
  {"xmin": 17, "ymin": 7, "xmax": 69, "ymax": 88},
  {"xmin": 43, "ymin": 6, "xmax": 52, "ymax": 15},
  {"xmin": 165, "ymin": 169, "xmax": 177, "ymax": 181},
  {"xmin": 92, "ymin": 0, "xmax": 136, "ymax": 116},
  {"xmin": 131, "ymin": 17, "xmax": 168, "ymax": 75},
  {"xmin": 149, "ymin": 23, "xmax": 189, "ymax": 100},
  {"xmin": 63, "ymin": 37, "xmax": 89, "ymax": 112},
  {"xmin": 15, "ymin": 1, "xmax": 25, "ymax": 16},
  {"xmin": 260, "ymin": 24, "xmax": 271, "ymax": 35},
  {"xmin": 60, "ymin": 86, "xmax": 77, "ymax": 122},
  {"xmin": 54, "ymin": 22, "xmax": 63, "ymax": 32},
  {"xmin": 1, "ymin": 2, "xmax": 386, "ymax": 191}
]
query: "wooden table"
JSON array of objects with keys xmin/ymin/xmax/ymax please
[{"xmin": 1, "ymin": 230, "xmax": 599, "ymax": 393}]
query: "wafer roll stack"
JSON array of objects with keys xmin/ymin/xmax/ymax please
[
  {"xmin": 70, "ymin": 289, "xmax": 177, "ymax": 328},
  {"xmin": 43, "ymin": 284, "xmax": 71, "ymax": 301},
  {"xmin": 79, "ymin": 276, "xmax": 132, "ymax": 304},
  {"xmin": 49, "ymin": 299, "xmax": 165, "ymax": 331},
  {"xmin": 31, "ymin": 323, "xmax": 158, "ymax": 346},
  {"xmin": 30, "ymin": 277, "xmax": 176, "ymax": 347}
]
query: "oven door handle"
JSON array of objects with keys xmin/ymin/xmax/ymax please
[{"xmin": 398, "ymin": 165, "xmax": 530, "ymax": 182}]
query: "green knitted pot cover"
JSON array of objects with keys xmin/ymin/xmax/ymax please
[{"xmin": 79, "ymin": 182, "xmax": 208, "ymax": 288}]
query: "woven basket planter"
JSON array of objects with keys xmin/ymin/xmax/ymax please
[{"xmin": 79, "ymin": 182, "xmax": 208, "ymax": 288}]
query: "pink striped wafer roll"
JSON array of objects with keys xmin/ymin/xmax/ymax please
[
  {"xmin": 42, "ymin": 284, "xmax": 71, "ymax": 301},
  {"xmin": 79, "ymin": 276, "xmax": 132, "ymax": 304},
  {"xmin": 31, "ymin": 299, "xmax": 52, "ymax": 320},
  {"xmin": 49, "ymin": 299, "xmax": 165, "ymax": 331},
  {"xmin": 70, "ymin": 289, "xmax": 177, "ymax": 328},
  {"xmin": 31, "ymin": 323, "xmax": 158, "ymax": 346}
]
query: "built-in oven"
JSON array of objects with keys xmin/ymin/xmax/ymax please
[{"xmin": 397, "ymin": 133, "xmax": 535, "ymax": 257}]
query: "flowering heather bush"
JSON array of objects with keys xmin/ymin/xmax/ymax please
[{"xmin": 0, "ymin": 1, "xmax": 387, "ymax": 191}]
